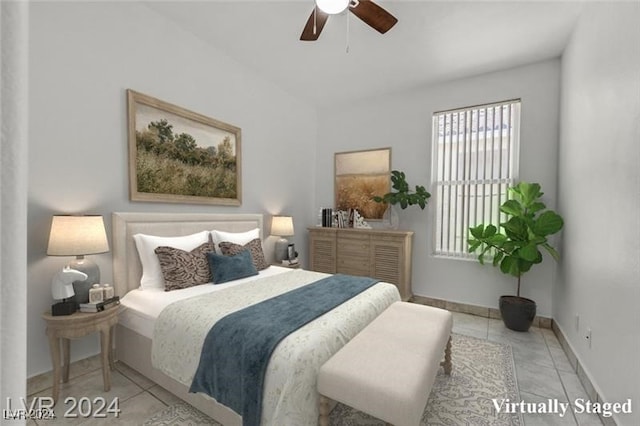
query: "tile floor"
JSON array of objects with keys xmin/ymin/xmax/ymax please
[
  {"xmin": 451, "ymin": 312, "xmax": 604, "ymax": 426},
  {"xmin": 26, "ymin": 313, "xmax": 604, "ymax": 425}
]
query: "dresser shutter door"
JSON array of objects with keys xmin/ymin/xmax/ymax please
[
  {"xmin": 371, "ymin": 241, "xmax": 402, "ymax": 285},
  {"xmin": 311, "ymin": 236, "xmax": 336, "ymax": 273}
]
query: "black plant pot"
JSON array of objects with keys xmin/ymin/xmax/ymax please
[{"xmin": 499, "ymin": 295, "xmax": 536, "ymax": 332}]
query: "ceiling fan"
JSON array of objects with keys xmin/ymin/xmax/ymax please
[{"xmin": 300, "ymin": 0, "xmax": 398, "ymax": 41}]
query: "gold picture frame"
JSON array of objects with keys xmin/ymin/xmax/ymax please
[
  {"xmin": 334, "ymin": 148, "xmax": 391, "ymax": 220},
  {"xmin": 127, "ymin": 89, "xmax": 241, "ymax": 206}
]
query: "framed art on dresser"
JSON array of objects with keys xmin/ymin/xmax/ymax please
[{"xmin": 127, "ymin": 89, "xmax": 242, "ymax": 206}]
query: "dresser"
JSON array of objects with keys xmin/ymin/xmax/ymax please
[{"xmin": 308, "ymin": 227, "xmax": 414, "ymax": 301}]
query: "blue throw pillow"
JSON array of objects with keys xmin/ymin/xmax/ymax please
[{"xmin": 207, "ymin": 249, "xmax": 258, "ymax": 284}]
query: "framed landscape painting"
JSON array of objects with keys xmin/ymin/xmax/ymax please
[
  {"xmin": 334, "ymin": 148, "xmax": 391, "ymax": 220},
  {"xmin": 127, "ymin": 90, "xmax": 241, "ymax": 205}
]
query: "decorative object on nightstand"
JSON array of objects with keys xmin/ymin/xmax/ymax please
[
  {"xmin": 287, "ymin": 243, "xmax": 299, "ymax": 263},
  {"xmin": 89, "ymin": 283, "xmax": 104, "ymax": 303},
  {"xmin": 275, "ymin": 260, "xmax": 300, "ymax": 269},
  {"xmin": 79, "ymin": 295, "xmax": 120, "ymax": 313},
  {"xmin": 50, "ymin": 267, "xmax": 87, "ymax": 316},
  {"xmin": 102, "ymin": 283, "xmax": 115, "ymax": 300},
  {"xmin": 47, "ymin": 215, "xmax": 109, "ymax": 304},
  {"xmin": 271, "ymin": 215, "xmax": 294, "ymax": 263}
]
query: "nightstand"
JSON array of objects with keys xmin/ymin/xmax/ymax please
[{"xmin": 42, "ymin": 306, "xmax": 119, "ymax": 402}]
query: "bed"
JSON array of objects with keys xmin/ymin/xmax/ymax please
[{"xmin": 112, "ymin": 212, "xmax": 400, "ymax": 426}]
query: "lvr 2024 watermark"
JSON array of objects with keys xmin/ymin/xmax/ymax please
[{"xmin": 3, "ymin": 396, "xmax": 120, "ymax": 420}]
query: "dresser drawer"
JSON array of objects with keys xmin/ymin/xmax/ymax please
[
  {"xmin": 337, "ymin": 242, "xmax": 370, "ymax": 258},
  {"xmin": 337, "ymin": 257, "xmax": 370, "ymax": 276},
  {"xmin": 337, "ymin": 235, "xmax": 370, "ymax": 256},
  {"xmin": 337, "ymin": 233, "xmax": 369, "ymax": 242}
]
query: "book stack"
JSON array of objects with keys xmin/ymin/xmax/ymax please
[
  {"xmin": 321, "ymin": 208, "xmax": 333, "ymax": 227},
  {"xmin": 79, "ymin": 296, "xmax": 120, "ymax": 313}
]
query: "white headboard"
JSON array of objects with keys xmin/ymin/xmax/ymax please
[{"xmin": 112, "ymin": 212, "xmax": 265, "ymax": 297}]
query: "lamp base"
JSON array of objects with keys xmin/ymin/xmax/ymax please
[
  {"xmin": 274, "ymin": 237, "xmax": 289, "ymax": 262},
  {"xmin": 51, "ymin": 300, "xmax": 78, "ymax": 316},
  {"xmin": 69, "ymin": 257, "xmax": 100, "ymax": 304}
]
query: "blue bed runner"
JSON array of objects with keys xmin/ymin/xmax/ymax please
[{"xmin": 189, "ymin": 274, "xmax": 379, "ymax": 426}]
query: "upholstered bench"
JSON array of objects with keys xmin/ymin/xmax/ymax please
[{"xmin": 317, "ymin": 301, "xmax": 453, "ymax": 426}]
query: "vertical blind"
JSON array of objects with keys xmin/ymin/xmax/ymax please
[{"xmin": 432, "ymin": 100, "xmax": 521, "ymax": 258}]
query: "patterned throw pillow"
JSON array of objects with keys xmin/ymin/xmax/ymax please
[
  {"xmin": 218, "ymin": 238, "xmax": 269, "ymax": 271},
  {"xmin": 154, "ymin": 242, "xmax": 214, "ymax": 291}
]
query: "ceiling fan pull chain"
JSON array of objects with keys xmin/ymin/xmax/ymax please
[
  {"xmin": 346, "ymin": 7, "xmax": 350, "ymax": 53},
  {"xmin": 313, "ymin": 6, "xmax": 317, "ymax": 35}
]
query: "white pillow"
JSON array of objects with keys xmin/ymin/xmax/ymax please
[
  {"xmin": 211, "ymin": 228, "xmax": 260, "ymax": 252},
  {"xmin": 133, "ymin": 231, "xmax": 210, "ymax": 290}
]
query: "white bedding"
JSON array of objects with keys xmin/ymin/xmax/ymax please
[
  {"xmin": 119, "ymin": 265, "xmax": 291, "ymax": 338},
  {"xmin": 151, "ymin": 269, "xmax": 401, "ymax": 426}
]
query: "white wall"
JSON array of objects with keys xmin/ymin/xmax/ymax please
[
  {"xmin": 27, "ymin": 2, "xmax": 317, "ymax": 377},
  {"xmin": 1, "ymin": 0, "xmax": 29, "ymax": 409},
  {"xmin": 556, "ymin": 3, "xmax": 640, "ymax": 425},
  {"xmin": 316, "ymin": 60, "xmax": 561, "ymax": 316}
]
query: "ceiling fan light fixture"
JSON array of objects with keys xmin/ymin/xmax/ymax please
[{"xmin": 315, "ymin": 0, "xmax": 350, "ymax": 15}]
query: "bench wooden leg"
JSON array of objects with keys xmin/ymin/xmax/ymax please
[
  {"xmin": 440, "ymin": 335, "xmax": 452, "ymax": 375},
  {"xmin": 319, "ymin": 395, "xmax": 330, "ymax": 426}
]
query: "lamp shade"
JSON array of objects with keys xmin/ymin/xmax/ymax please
[
  {"xmin": 271, "ymin": 216, "xmax": 294, "ymax": 237},
  {"xmin": 47, "ymin": 215, "xmax": 109, "ymax": 256}
]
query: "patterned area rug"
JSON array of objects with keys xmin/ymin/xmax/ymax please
[{"xmin": 144, "ymin": 334, "xmax": 522, "ymax": 425}]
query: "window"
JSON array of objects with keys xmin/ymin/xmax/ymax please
[{"xmin": 431, "ymin": 99, "xmax": 521, "ymax": 258}]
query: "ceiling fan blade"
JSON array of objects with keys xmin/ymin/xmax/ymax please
[
  {"xmin": 300, "ymin": 7, "xmax": 329, "ymax": 41},
  {"xmin": 350, "ymin": 0, "xmax": 398, "ymax": 34}
]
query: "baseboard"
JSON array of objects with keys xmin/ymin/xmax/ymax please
[
  {"xmin": 412, "ymin": 295, "xmax": 553, "ymax": 329},
  {"xmin": 551, "ymin": 322, "xmax": 618, "ymax": 426}
]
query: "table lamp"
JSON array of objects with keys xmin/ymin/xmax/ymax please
[
  {"xmin": 47, "ymin": 215, "xmax": 109, "ymax": 307},
  {"xmin": 271, "ymin": 216, "xmax": 294, "ymax": 263}
]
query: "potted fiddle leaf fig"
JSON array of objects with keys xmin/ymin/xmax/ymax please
[
  {"xmin": 468, "ymin": 182, "xmax": 564, "ymax": 331},
  {"xmin": 372, "ymin": 170, "xmax": 430, "ymax": 229},
  {"xmin": 372, "ymin": 170, "xmax": 431, "ymax": 209}
]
